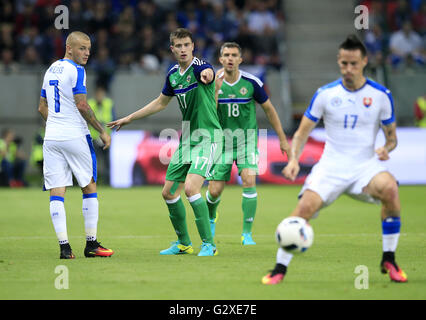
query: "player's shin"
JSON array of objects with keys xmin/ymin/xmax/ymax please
[
  {"xmin": 50, "ymin": 196, "xmax": 68, "ymax": 244},
  {"xmin": 165, "ymin": 195, "xmax": 191, "ymax": 246},
  {"xmin": 82, "ymin": 193, "xmax": 99, "ymax": 241},
  {"xmin": 242, "ymin": 187, "xmax": 257, "ymax": 233},
  {"xmin": 382, "ymin": 215, "xmax": 401, "ymax": 256},
  {"xmin": 188, "ymin": 193, "xmax": 214, "ymax": 245},
  {"xmin": 206, "ymin": 190, "xmax": 220, "ymax": 221}
]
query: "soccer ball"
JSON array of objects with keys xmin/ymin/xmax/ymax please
[{"xmin": 275, "ymin": 217, "xmax": 314, "ymax": 253}]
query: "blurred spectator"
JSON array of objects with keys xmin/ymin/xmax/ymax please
[
  {"xmin": 412, "ymin": 2, "xmax": 426, "ymax": 36},
  {"xmin": 0, "ymin": 0, "xmax": 15, "ymax": 24},
  {"xmin": 365, "ymin": 24, "xmax": 386, "ymax": 69},
  {"xmin": 14, "ymin": 1, "xmax": 40, "ymax": 35},
  {"xmin": 68, "ymin": 0, "xmax": 89, "ymax": 32},
  {"xmin": 0, "ymin": 23, "xmax": 16, "ymax": 54},
  {"xmin": 16, "ymin": 26, "xmax": 44, "ymax": 62},
  {"xmin": 89, "ymin": 45, "xmax": 116, "ymax": 91},
  {"xmin": 388, "ymin": 0, "xmax": 412, "ymax": 31},
  {"xmin": 30, "ymin": 127, "xmax": 45, "ymax": 178},
  {"xmin": 0, "ymin": 47, "xmax": 19, "ymax": 73},
  {"xmin": 414, "ymin": 94, "xmax": 426, "ymax": 127},
  {"xmin": 111, "ymin": 22, "xmax": 137, "ymax": 69},
  {"xmin": 246, "ymin": 1, "xmax": 280, "ymax": 64},
  {"xmin": 135, "ymin": 0, "xmax": 164, "ymax": 30},
  {"xmin": 0, "ymin": 128, "xmax": 27, "ymax": 187},
  {"xmin": 389, "ymin": 20, "xmax": 425, "ymax": 69}
]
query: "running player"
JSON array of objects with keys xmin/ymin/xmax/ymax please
[
  {"xmin": 107, "ymin": 28, "xmax": 222, "ymax": 256},
  {"xmin": 207, "ymin": 42, "xmax": 291, "ymax": 245},
  {"xmin": 38, "ymin": 31, "xmax": 114, "ymax": 259},
  {"xmin": 262, "ymin": 35, "xmax": 406, "ymax": 284}
]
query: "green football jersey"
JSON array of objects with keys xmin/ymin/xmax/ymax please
[
  {"xmin": 217, "ymin": 70, "xmax": 269, "ymax": 148},
  {"xmin": 162, "ymin": 57, "xmax": 222, "ymax": 145}
]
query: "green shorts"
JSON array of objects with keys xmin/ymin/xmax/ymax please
[
  {"xmin": 207, "ymin": 143, "xmax": 259, "ymax": 181},
  {"xmin": 165, "ymin": 141, "xmax": 223, "ymax": 182}
]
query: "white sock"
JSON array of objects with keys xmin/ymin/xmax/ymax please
[
  {"xmin": 50, "ymin": 196, "xmax": 68, "ymax": 244},
  {"xmin": 276, "ymin": 247, "xmax": 293, "ymax": 266},
  {"xmin": 383, "ymin": 234, "xmax": 400, "ymax": 252},
  {"xmin": 82, "ymin": 193, "xmax": 98, "ymax": 242}
]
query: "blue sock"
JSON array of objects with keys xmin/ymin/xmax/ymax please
[{"xmin": 382, "ymin": 217, "xmax": 401, "ymax": 252}]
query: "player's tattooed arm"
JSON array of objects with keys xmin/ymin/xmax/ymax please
[
  {"xmin": 75, "ymin": 93, "xmax": 111, "ymax": 149},
  {"xmin": 74, "ymin": 93, "xmax": 104, "ymax": 133},
  {"xmin": 376, "ymin": 122, "xmax": 397, "ymax": 161},
  {"xmin": 38, "ymin": 97, "xmax": 49, "ymax": 121},
  {"xmin": 282, "ymin": 116, "xmax": 317, "ymax": 181}
]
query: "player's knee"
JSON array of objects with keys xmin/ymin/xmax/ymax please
[
  {"xmin": 184, "ymin": 184, "xmax": 199, "ymax": 198},
  {"xmin": 380, "ymin": 180, "xmax": 400, "ymax": 207},
  {"xmin": 162, "ymin": 188, "xmax": 174, "ymax": 200},
  {"xmin": 208, "ymin": 184, "xmax": 223, "ymax": 199}
]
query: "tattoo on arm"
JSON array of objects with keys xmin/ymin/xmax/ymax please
[
  {"xmin": 38, "ymin": 97, "xmax": 49, "ymax": 121},
  {"xmin": 382, "ymin": 123, "xmax": 397, "ymax": 152},
  {"xmin": 75, "ymin": 94, "xmax": 105, "ymax": 134}
]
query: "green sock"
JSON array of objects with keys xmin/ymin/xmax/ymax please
[
  {"xmin": 165, "ymin": 196, "xmax": 191, "ymax": 246},
  {"xmin": 206, "ymin": 190, "xmax": 220, "ymax": 221},
  {"xmin": 242, "ymin": 187, "xmax": 257, "ymax": 234},
  {"xmin": 188, "ymin": 194, "xmax": 214, "ymax": 245}
]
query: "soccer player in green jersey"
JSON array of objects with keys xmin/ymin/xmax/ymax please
[
  {"xmin": 207, "ymin": 42, "xmax": 291, "ymax": 245},
  {"xmin": 108, "ymin": 28, "xmax": 222, "ymax": 256}
]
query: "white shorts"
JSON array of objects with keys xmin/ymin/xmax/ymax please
[
  {"xmin": 299, "ymin": 157, "xmax": 388, "ymax": 210},
  {"xmin": 43, "ymin": 135, "xmax": 97, "ymax": 190}
]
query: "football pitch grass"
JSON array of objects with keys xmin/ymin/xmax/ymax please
[{"xmin": 0, "ymin": 185, "xmax": 425, "ymax": 300}]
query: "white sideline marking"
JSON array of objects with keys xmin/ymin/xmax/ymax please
[{"xmin": 0, "ymin": 233, "xmax": 413, "ymax": 241}]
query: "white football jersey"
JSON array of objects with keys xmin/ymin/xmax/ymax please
[
  {"xmin": 41, "ymin": 58, "xmax": 90, "ymax": 141},
  {"xmin": 304, "ymin": 78, "xmax": 395, "ymax": 168}
]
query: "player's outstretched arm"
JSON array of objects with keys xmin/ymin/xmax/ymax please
[
  {"xmin": 376, "ymin": 122, "xmax": 397, "ymax": 161},
  {"xmin": 75, "ymin": 93, "xmax": 111, "ymax": 149},
  {"xmin": 200, "ymin": 68, "xmax": 215, "ymax": 84},
  {"xmin": 107, "ymin": 93, "xmax": 172, "ymax": 132},
  {"xmin": 282, "ymin": 116, "xmax": 317, "ymax": 181},
  {"xmin": 260, "ymin": 99, "xmax": 291, "ymax": 160},
  {"xmin": 38, "ymin": 97, "xmax": 48, "ymax": 121}
]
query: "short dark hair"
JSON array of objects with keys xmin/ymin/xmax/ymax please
[
  {"xmin": 339, "ymin": 34, "xmax": 367, "ymax": 57},
  {"xmin": 170, "ymin": 28, "xmax": 194, "ymax": 45},
  {"xmin": 220, "ymin": 42, "xmax": 242, "ymax": 56}
]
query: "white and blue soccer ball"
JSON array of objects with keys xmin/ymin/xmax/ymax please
[{"xmin": 275, "ymin": 217, "xmax": 314, "ymax": 253}]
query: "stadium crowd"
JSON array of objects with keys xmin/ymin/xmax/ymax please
[
  {"xmin": 0, "ymin": 0, "xmax": 284, "ymax": 88},
  {"xmin": 359, "ymin": 0, "xmax": 426, "ymax": 71}
]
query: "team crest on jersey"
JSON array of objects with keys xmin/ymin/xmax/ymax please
[
  {"xmin": 363, "ymin": 97, "xmax": 372, "ymax": 108},
  {"xmin": 186, "ymin": 75, "xmax": 191, "ymax": 83},
  {"xmin": 239, "ymin": 87, "xmax": 248, "ymax": 95},
  {"xmin": 331, "ymin": 96, "xmax": 342, "ymax": 107}
]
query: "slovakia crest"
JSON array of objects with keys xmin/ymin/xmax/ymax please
[{"xmin": 363, "ymin": 97, "xmax": 372, "ymax": 108}]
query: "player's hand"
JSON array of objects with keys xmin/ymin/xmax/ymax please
[
  {"xmin": 375, "ymin": 146, "xmax": 390, "ymax": 161},
  {"xmin": 100, "ymin": 131, "xmax": 111, "ymax": 150},
  {"xmin": 107, "ymin": 116, "xmax": 131, "ymax": 132},
  {"xmin": 215, "ymin": 68, "xmax": 224, "ymax": 92},
  {"xmin": 282, "ymin": 159, "xmax": 300, "ymax": 181},
  {"xmin": 279, "ymin": 140, "xmax": 291, "ymax": 158},
  {"xmin": 200, "ymin": 68, "xmax": 214, "ymax": 84}
]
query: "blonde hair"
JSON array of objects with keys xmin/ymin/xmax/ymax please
[{"xmin": 66, "ymin": 31, "xmax": 90, "ymax": 47}]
